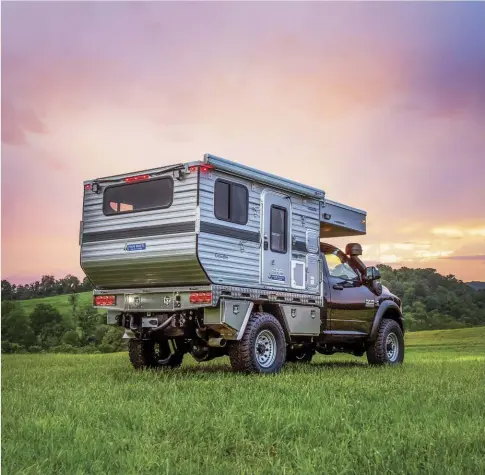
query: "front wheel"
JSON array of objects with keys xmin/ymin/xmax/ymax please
[
  {"xmin": 228, "ymin": 312, "xmax": 286, "ymax": 374},
  {"xmin": 366, "ymin": 318, "xmax": 404, "ymax": 365}
]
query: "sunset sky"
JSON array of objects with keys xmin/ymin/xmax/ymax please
[{"xmin": 2, "ymin": 1, "xmax": 485, "ymax": 284}]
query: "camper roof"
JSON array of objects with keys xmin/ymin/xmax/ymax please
[{"xmin": 204, "ymin": 154, "xmax": 325, "ymax": 201}]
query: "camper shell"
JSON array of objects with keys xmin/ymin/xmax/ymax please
[
  {"xmin": 81, "ymin": 154, "xmax": 366, "ymax": 293},
  {"xmin": 80, "ymin": 154, "xmax": 403, "ymax": 373}
]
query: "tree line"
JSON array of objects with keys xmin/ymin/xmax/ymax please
[
  {"xmin": 1, "ymin": 275, "xmax": 93, "ymax": 301},
  {"xmin": 1, "ymin": 267, "xmax": 484, "ymax": 353},
  {"xmin": 1, "ymin": 295, "xmax": 126, "ymax": 354},
  {"xmin": 378, "ymin": 265, "xmax": 485, "ymax": 331}
]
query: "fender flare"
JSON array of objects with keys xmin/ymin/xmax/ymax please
[{"xmin": 369, "ymin": 301, "xmax": 403, "ymax": 341}]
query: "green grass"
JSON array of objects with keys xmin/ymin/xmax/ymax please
[
  {"xmin": 17, "ymin": 292, "xmax": 96, "ymax": 319},
  {"xmin": 2, "ymin": 327, "xmax": 485, "ymax": 475}
]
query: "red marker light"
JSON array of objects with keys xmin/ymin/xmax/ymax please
[
  {"xmin": 124, "ymin": 174, "xmax": 150, "ymax": 183},
  {"xmin": 94, "ymin": 295, "xmax": 116, "ymax": 306},
  {"xmin": 189, "ymin": 292, "xmax": 212, "ymax": 304},
  {"xmin": 188, "ymin": 164, "xmax": 214, "ymax": 173},
  {"xmin": 84, "ymin": 183, "xmax": 92, "ymax": 191}
]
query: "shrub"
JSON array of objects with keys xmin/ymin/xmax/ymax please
[
  {"xmin": 28, "ymin": 346, "xmax": 43, "ymax": 353},
  {"xmin": 78, "ymin": 345, "xmax": 97, "ymax": 354},
  {"xmin": 29, "ymin": 304, "xmax": 63, "ymax": 336},
  {"xmin": 2, "ymin": 342, "xmax": 25, "ymax": 354},
  {"xmin": 101, "ymin": 326, "xmax": 127, "ymax": 352},
  {"xmin": 1, "ymin": 302, "xmax": 35, "ymax": 347},
  {"xmin": 50, "ymin": 344, "xmax": 77, "ymax": 354},
  {"xmin": 62, "ymin": 330, "xmax": 81, "ymax": 347},
  {"xmin": 98, "ymin": 343, "xmax": 116, "ymax": 353}
]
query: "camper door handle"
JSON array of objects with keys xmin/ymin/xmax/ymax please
[
  {"xmin": 263, "ymin": 235, "xmax": 269, "ymax": 250},
  {"xmin": 332, "ymin": 284, "xmax": 344, "ymax": 290}
]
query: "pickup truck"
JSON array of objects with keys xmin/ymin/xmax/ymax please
[{"xmin": 81, "ymin": 154, "xmax": 404, "ymax": 373}]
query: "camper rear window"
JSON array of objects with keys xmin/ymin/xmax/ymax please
[
  {"xmin": 214, "ymin": 179, "xmax": 248, "ymax": 225},
  {"xmin": 103, "ymin": 177, "xmax": 173, "ymax": 215}
]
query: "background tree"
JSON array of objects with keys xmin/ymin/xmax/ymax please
[
  {"xmin": 68, "ymin": 293, "xmax": 79, "ymax": 314},
  {"xmin": 62, "ymin": 330, "xmax": 82, "ymax": 347},
  {"xmin": 39, "ymin": 275, "xmax": 57, "ymax": 297},
  {"xmin": 1, "ymin": 301, "xmax": 35, "ymax": 347},
  {"xmin": 76, "ymin": 304, "xmax": 101, "ymax": 344},
  {"xmin": 29, "ymin": 304, "xmax": 69, "ymax": 348},
  {"xmin": 1, "ymin": 280, "xmax": 14, "ymax": 300}
]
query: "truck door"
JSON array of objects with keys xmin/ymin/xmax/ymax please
[
  {"xmin": 261, "ymin": 191, "xmax": 291, "ymax": 288},
  {"xmin": 323, "ymin": 250, "xmax": 376, "ymax": 333}
]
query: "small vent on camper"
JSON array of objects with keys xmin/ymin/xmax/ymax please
[{"xmin": 306, "ymin": 230, "xmax": 319, "ymax": 254}]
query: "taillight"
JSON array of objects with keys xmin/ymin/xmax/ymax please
[
  {"xmin": 189, "ymin": 292, "xmax": 212, "ymax": 304},
  {"xmin": 124, "ymin": 174, "xmax": 150, "ymax": 183},
  {"xmin": 84, "ymin": 183, "xmax": 92, "ymax": 191},
  {"xmin": 94, "ymin": 295, "xmax": 116, "ymax": 306}
]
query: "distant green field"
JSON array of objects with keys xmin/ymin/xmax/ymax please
[
  {"xmin": 17, "ymin": 291, "xmax": 98, "ymax": 319},
  {"xmin": 2, "ymin": 327, "xmax": 484, "ymax": 474}
]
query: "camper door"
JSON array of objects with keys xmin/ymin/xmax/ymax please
[{"xmin": 261, "ymin": 191, "xmax": 291, "ymax": 287}]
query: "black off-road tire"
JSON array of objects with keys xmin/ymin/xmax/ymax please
[
  {"xmin": 366, "ymin": 318, "xmax": 404, "ymax": 365},
  {"xmin": 287, "ymin": 347, "xmax": 314, "ymax": 363},
  {"xmin": 128, "ymin": 339, "xmax": 184, "ymax": 370},
  {"xmin": 228, "ymin": 312, "xmax": 286, "ymax": 374}
]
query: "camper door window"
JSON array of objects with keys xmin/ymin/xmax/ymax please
[
  {"xmin": 270, "ymin": 205, "xmax": 287, "ymax": 253},
  {"xmin": 214, "ymin": 179, "xmax": 248, "ymax": 225},
  {"xmin": 102, "ymin": 177, "xmax": 174, "ymax": 215}
]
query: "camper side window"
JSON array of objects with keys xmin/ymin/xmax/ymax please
[
  {"xmin": 270, "ymin": 206, "xmax": 287, "ymax": 253},
  {"xmin": 214, "ymin": 180, "xmax": 248, "ymax": 225}
]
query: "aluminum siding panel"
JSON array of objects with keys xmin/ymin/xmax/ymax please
[
  {"xmin": 198, "ymin": 170, "xmax": 320, "ymax": 294},
  {"xmin": 198, "ymin": 170, "xmax": 261, "ymax": 286},
  {"xmin": 81, "ymin": 169, "xmax": 208, "ymax": 289}
]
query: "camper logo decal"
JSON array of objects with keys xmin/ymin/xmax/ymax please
[
  {"xmin": 269, "ymin": 268, "xmax": 286, "ymax": 282},
  {"xmin": 125, "ymin": 243, "xmax": 146, "ymax": 251}
]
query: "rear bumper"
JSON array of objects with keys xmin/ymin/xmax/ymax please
[{"xmin": 93, "ymin": 285, "xmax": 213, "ymax": 313}]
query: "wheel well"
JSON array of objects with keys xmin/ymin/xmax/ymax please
[
  {"xmin": 383, "ymin": 307, "xmax": 404, "ymax": 333},
  {"xmin": 261, "ymin": 303, "xmax": 290, "ymax": 343}
]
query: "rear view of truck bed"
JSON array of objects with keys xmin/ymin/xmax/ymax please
[{"xmin": 80, "ymin": 164, "xmax": 208, "ymax": 289}]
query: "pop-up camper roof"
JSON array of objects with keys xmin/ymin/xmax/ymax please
[
  {"xmin": 204, "ymin": 154, "xmax": 367, "ymax": 239},
  {"xmin": 320, "ymin": 200, "xmax": 367, "ymax": 238}
]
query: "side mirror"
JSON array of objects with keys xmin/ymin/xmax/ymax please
[
  {"xmin": 365, "ymin": 266, "xmax": 381, "ymax": 281},
  {"xmin": 345, "ymin": 243, "xmax": 363, "ymax": 256}
]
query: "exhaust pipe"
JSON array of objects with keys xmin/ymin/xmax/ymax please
[{"xmin": 208, "ymin": 337, "xmax": 226, "ymax": 348}]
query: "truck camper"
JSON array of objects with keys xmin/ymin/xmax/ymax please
[{"xmin": 80, "ymin": 154, "xmax": 404, "ymax": 373}]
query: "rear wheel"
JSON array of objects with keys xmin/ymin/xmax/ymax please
[
  {"xmin": 128, "ymin": 339, "xmax": 184, "ymax": 370},
  {"xmin": 366, "ymin": 318, "xmax": 404, "ymax": 365},
  {"xmin": 229, "ymin": 312, "xmax": 286, "ymax": 374}
]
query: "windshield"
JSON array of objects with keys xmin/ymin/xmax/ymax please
[{"xmin": 103, "ymin": 177, "xmax": 173, "ymax": 216}]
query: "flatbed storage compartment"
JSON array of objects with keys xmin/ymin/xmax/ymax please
[{"xmin": 80, "ymin": 165, "xmax": 209, "ymax": 289}]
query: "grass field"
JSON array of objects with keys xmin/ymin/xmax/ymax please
[
  {"xmin": 2, "ymin": 327, "xmax": 484, "ymax": 475},
  {"xmin": 17, "ymin": 292, "xmax": 100, "ymax": 320}
]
